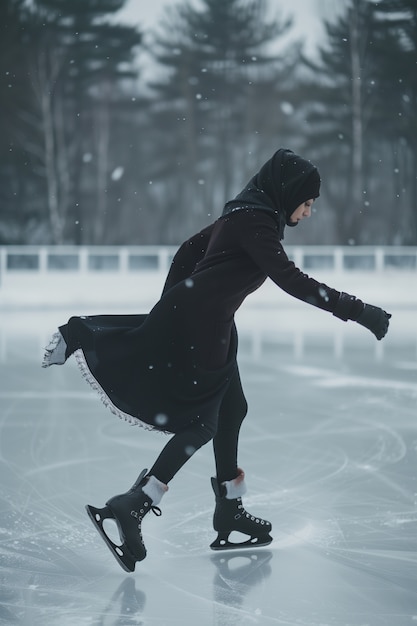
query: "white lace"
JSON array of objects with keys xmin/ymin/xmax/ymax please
[{"xmin": 74, "ymin": 348, "xmax": 169, "ymax": 434}]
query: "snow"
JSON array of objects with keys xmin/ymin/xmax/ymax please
[
  {"xmin": 0, "ymin": 270, "xmax": 416, "ymax": 625},
  {"xmin": 110, "ymin": 166, "xmax": 124, "ymax": 181}
]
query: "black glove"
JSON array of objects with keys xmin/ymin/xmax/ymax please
[{"xmin": 356, "ymin": 304, "xmax": 391, "ymax": 340}]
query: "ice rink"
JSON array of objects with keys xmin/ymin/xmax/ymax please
[{"xmin": 1, "ymin": 274, "xmax": 416, "ymax": 626}]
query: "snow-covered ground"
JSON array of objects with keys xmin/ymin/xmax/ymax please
[{"xmin": 0, "ymin": 271, "xmax": 416, "ymax": 625}]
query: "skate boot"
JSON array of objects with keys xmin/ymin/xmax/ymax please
[
  {"xmin": 86, "ymin": 469, "xmax": 168, "ymax": 572},
  {"xmin": 210, "ymin": 468, "xmax": 272, "ymax": 550}
]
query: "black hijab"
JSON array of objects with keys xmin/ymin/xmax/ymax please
[{"xmin": 222, "ymin": 148, "xmax": 321, "ymax": 239}]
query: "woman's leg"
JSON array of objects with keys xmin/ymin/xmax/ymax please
[
  {"xmin": 210, "ymin": 370, "xmax": 272, "ymax": 549},
  {"xmin": 86, "ymin": 415, "xmax": 219, "ymax": 571},
  {"xmin": 147, "ymin": 367, "xmax": 247, "ymax": 485},
  {"xmin": 147, "ymin": 420, "xmax": 217, "ymax": 485},
  {"xmin": 212, "ymin": 368, "xmax": 248, "ymax": 483}
]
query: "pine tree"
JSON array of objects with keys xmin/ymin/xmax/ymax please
[
  {"xmin": 23, "ymin": 0, "xmax": 142, "ymax": 243},
  {"xmin": 147, "ymin": 0, "xmax": 297, "ymax": 241},
  {"xmin": 301, "ymin": 0, "xmax": 417, "ymax": 244},
  {"xmin": 299, "ymin": 1, "xmax": 380, "ymax": 243},
  {"xmin": 368, "ymin": 0, "xmax": 417, "ymax": 244},
  {"xmin": 0, "ymin": 0, "xmax": 41, "ymax": 243}
]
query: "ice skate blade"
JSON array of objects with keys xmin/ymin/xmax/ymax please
[
  {"xmin": 210, "ymin": 533, "xmax": 273, "ymax": 551},
  {"xmin": 85, "ymin": 504, "xmax": 137, "ymax": 573}
]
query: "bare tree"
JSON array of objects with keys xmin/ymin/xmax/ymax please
[
  {"xmin": 29, "ymin": 47, "xmax": 70, "ymax": 243},
  {"xmin": 348, "ymin": 0, "xmax": 364, "ymax": 232},
  {"xmin": 91, "ymin": 83, "xmax": 111, "ymax": 244}
]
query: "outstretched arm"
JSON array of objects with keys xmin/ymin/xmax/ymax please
[{"xmin": 238, "ymin": 211, "xmax": 391, "ymax": 340}]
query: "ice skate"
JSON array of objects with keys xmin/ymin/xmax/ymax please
[
  {"xmin": 86, "ymin": 469, "xmax": 168, "ymax": 572},
  {"xmin": 210, "ymin": 468, "xmax": 273, "ymax": 551}
]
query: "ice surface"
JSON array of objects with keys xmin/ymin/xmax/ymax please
[{"xmin": 0, "ymin": 286, "xmax": 416, "ymax": 625}]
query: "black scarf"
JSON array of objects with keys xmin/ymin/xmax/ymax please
[{"xmin": 222, "ymin": 148, "xmax": 321, "ymax": 239}]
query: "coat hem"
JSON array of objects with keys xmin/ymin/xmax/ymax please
[{"xmin": 74, "ymin": 348, "xmax": 169, "ymax": 434}]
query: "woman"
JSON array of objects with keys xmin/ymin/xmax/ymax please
[{"xmin": 42, "ymin": 148, "xmax": 391, "ymax": 572}]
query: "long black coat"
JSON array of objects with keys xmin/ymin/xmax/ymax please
[{"xmin": 60, "ymin": 209, "xmax": 354, "ymax": 433}]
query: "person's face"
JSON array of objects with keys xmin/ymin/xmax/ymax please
[{"xmin": 289, "ymin": 199, "xmax": 314, "ymax": 223}]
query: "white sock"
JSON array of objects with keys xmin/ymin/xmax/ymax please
[
  {"xmin": 223, "ymin": 468, "xmax": 247, "ymax": 499},
  {"xmin": 142, "ymin": 476, "xmax": 169, "ymax": 505}
]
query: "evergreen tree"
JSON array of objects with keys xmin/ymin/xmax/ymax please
[
  {"xmin": 299, "ymin": 0, "xmax": 379, "ymax": 243},
  {"xmin": 301, "ymin": 0, "xmax": 417, "ymax": 244},
  {"xmin": 147, "ymin": 0, "xmax": 298, "ymax": 242},
  {"xmin": 13, "ymin": 0, "xmax": 142, "ymax": 243},
  {"xmin": 0, "ymin": 0, "xmax": 42, "ymax": 243},
  {"xmin": 368, "ymin": 0, "xmax": 417, "ymax": 243}
]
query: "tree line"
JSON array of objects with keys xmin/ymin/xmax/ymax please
[{"xmin": 0, "ymin": 0, "xmax": 416, "ymax": 246}]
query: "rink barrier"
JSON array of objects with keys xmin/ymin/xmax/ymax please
[
  {"xmin": 0, "ymin": 244, "xmax": 416, "ymax": 276},
  {"xmin": 1, "ymin": 315, "xmax": 415, "ymax": 366}
]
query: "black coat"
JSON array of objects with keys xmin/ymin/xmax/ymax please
[{"xmin": 60, "ymin": 210, "xmax": 361, "ymax": 433}]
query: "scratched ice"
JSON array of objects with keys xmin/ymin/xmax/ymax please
[{"xmin": 0, "ymin": 294, "xmax": 416, "ymax": 625}]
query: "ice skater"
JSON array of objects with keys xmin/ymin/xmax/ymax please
[{"xmin": 42, "ymin": 148, "xmax": 391, "ymax": 572}]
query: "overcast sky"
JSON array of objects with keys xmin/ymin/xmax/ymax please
[{"xmin": 117, "ymin": 0, "xmax": 347, "ymax": 58}]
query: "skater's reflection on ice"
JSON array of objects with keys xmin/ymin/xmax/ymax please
[
  {"xmin": 94, "ymin": 577, "xmax": 146, "ymax": 626},
  {"xmin": 211, "ymin": 550, "xmax": 273, "ymax": 624}
]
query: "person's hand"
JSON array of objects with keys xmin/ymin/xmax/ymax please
[{"xmin": 356, "ymin": 304, "xmax": 391, "ymax": 340}]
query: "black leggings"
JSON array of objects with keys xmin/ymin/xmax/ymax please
[{"xmin": 148, "ymin": 369, "xmax": 248, "ymax": 484}]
